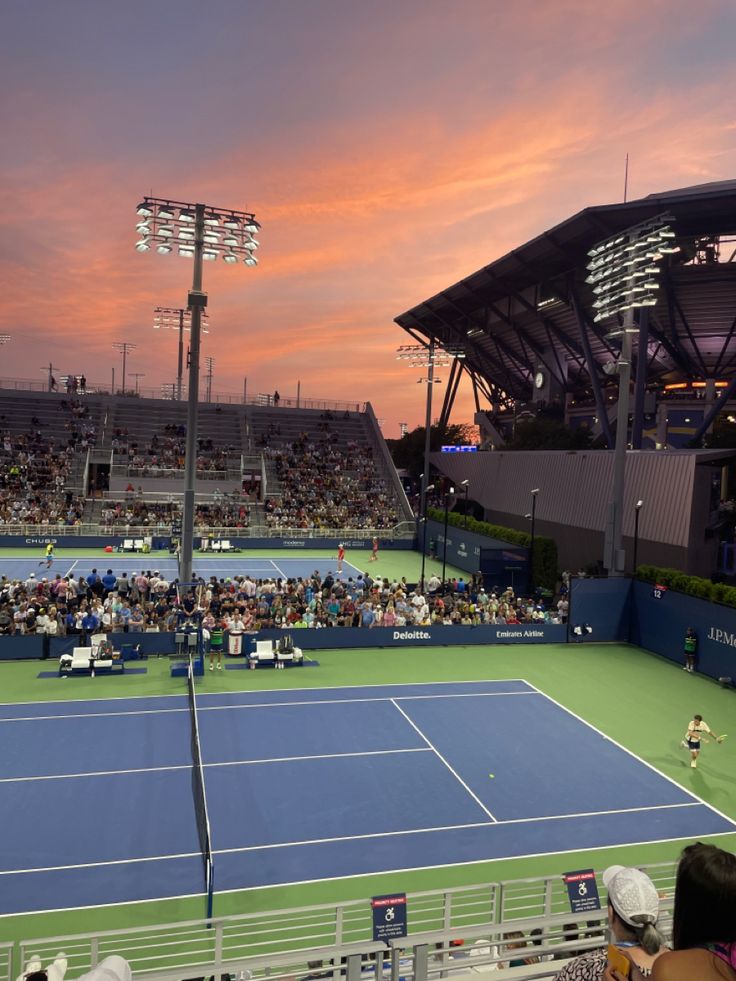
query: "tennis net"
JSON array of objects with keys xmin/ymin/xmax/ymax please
[{"xmin": 188, "ymin": 652, "xmax": 214, "ymax": 918}]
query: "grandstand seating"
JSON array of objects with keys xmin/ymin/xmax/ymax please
[{"xmin": 0, "ymin": 387, "xmax": 410, "ymax": 537}]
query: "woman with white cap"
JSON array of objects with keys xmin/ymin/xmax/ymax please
[{"xmin": 555, "ymin": 865, "xmax": 666, "ymax": 980}]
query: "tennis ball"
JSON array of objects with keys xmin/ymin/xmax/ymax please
[{"xmin": 488, "ymin": 773, "xmax": 495, "ymax": 778}]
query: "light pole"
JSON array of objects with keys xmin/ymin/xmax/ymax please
[
  {"xmin": 132, "ymin": 373, "xmax": 145, "ymax": 395},
  {"xmin": 420, "ymin": 483, "xmax": 435, "ymax": 591},
  {"xmin": 113, "ymin": 342, "xmax": 137, "ymax": 395},
  {"xmin": 461, "ymin": 478, "xmax": 470, "ymax": 529},
  {"xmin": 39, "ymin": 361, "xmax": 59, "ymax": 392},
  {"xmin": 396, "ymin": 341, "xmax": 465, "ymax": 525},
  {"xmin": 136, "ymin": 196, "xmax": 260, "ymax": 584},
  {"xmin": 153, "ymin": 306, "xmax": 210, "ymax": 401},
  {"xmin": 204, "ymin": 356, "xmax": 215, "ymax": 403},
  {"xmin": 587, "ymin": 215, "xmax": 678, "ymax": 576},
  {"xmin": 529, "ymin": 488, "xmax": 539, "ymax": 596},
  {"xmin": 441, "ymin": 486, "xmax": 455, "ymax": 584},
  {"xmin": 633, "ymin": 499, "xmax": 643, "ymax": 574}
]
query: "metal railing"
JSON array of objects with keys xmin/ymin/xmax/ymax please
[
  {"xmin": 0, "ymin": 944, "xmax": 10, "ymax": 981},
  {"xmin": 0, "ymin": 522, "xmax": 416, "ymax": 540},
  {"xmin": 15, "ymin": 863, "xmax": 676, "ymax": 981},
  {"xmin": 0, "ymin": 378, "xmax": 366, "ymax": 413}
]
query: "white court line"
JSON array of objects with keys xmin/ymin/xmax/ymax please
[
  {"xmin": 0, "ymin": 850, "xmax": 200, "ymax": 876},
  {"xmin": 0, "ymin": 747, "xmax": 431, "ymax": 783},
  {"xmin": 522, "ymin": 678, "xmax": 736, "ymax": 831},
  {"xmin": 213, "ymin": 829, "xmax": 736, "ymax": 903},
  {"xmin": 269, "ymin": 558, "xmax": 288, "ymax": 579},
  {"xmin": 0, "ymin": 678, "xmax": 533, "ymax": 709},
  {"xmin": 0, "ymin": 707, "xmax": 189, "ymax": 724},
  {"xmin": 63, "ymin": 559, "xmax": 78, "ymax": 579},
  {"xmin": 214, "ymin": 800, "xmax": 702, "ymax": 857},
  {"xmin": 390, "ymin": 697, "xmax": 498, "ymax": 823},
  {"xmin": 0, "ymin": 690, "xmax": 535, "ymax": 722},
  {"xmin": 0, "ymin": 799, "xmax": 726, "ymax": 885}
]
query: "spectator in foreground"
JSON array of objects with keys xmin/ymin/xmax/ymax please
[
  {"xmin": 555, "ymin": 865, "xmax": 665, "ymax": 980},
  {"xmin": 648, "ymin": 842, "xmax": 736, "ymax": 981}
]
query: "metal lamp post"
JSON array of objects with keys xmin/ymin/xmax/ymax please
[
  {"xmin": 586, "ymin": 215, "xmax": 678, "ymax": 576},
  {"xmin": 633, "ymin": 499, "xmax": 643, "ymax": 574},
  {"xmin": 461, "ymin": 478, "xmax": 470, "ymax": 528},
  {"xmin": 136, "ymin": 196, "xmax": 260, "ymax": 584},
  {"xmin": 419, "ymin": 483, "xmax": 435, "ymax": 591},
  {"xmin": 153, "ymin": 306, "xmax": 210, "ymax": 401},
  {"xmin": 529, "ymin": 488, "xmax": 539, "ymax": 596},
  {"xmin": 441, "ymin": 486, "xmax": 455, "ymax": 584},
  {"xmin": 396, "ymin": 341, "xmax": 466, "ymax": 527}
]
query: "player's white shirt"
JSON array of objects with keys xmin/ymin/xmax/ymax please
[{"xmin": 687, "ymin": 719, "xmax": 712, "ymax": 741}]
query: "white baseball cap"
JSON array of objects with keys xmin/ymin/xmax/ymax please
[{"xmin": 602, "ymin": 866, "xmax": 659, "ymax": 926}]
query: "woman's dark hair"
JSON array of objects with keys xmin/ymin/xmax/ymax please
[{"xmin": 672, "ymin": 842, "xmax": 736, "ymax": 950}]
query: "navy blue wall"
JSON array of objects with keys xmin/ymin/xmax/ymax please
[
  {"xmin": 0, "ymin": 535, "xmax": 415, "ymax": 550},
  {"xmin": 569, "ymin": 578, "xmax": 632, "ymax": 643},
  {"xmin": 249, "ymin": 623, "xmax": 567, "ymax": 650},
  {"xmin": 631, "ymin": 580, "xmax": 736, "ymax": 680},
  {"xmin": 1, "ymin": 623, "xmax": 568, "ymax": 661},
  {"xmin": 0, "ymin": 636, "xmax": 45, "ymax": 660},
  {"xmin": 425, "ymin": 520, "xmax": 525, "ymax": 577}
]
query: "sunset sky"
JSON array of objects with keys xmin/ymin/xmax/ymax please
[{"xmin": 2, "ymin": 0, "xmax": 736, "ymax": 434}]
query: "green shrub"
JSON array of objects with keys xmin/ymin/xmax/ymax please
[
  {"xmin": 427, "ymin": 508, "xmax": 558, "ymax": 590},
  {"xmin": 635, "ymin": 565, "xmax": 736, "ymax": 608}
]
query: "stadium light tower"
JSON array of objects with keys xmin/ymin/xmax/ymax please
[
  {"xmin": 204, "ymin": 356, "xmax": 215, "ymax": 403},
  {"xmin": 396, "ymin": 341, "xmax": 466, "ymax": 524},
  {"xmin": 153, "ymin": 306, "xmax": 210, "ymax": 401},
  {"xmin": 136, "ymin": 196, "xmax": 260, "ymax": 584},
  {"xmin": 586, "ymin": 214, "xmax": 678, "ymax": 576}
]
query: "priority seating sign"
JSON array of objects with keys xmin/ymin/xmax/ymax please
[
  {"xmin": 371, "ymin": 893, "xmax": 407, "ymax": 942},
  {"xmin": 562, "ymin": 869, "xmax": 601, "ymax": 914}
]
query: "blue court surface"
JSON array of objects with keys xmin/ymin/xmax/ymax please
[
  {"xmin": 0, "ymin": 555, "xmax": 365, "ymax": 583},
  {"xmin": 0, "ymin": 680, "xmax": 734, "ymax": 916}
]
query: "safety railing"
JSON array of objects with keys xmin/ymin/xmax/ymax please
[
  {"xmin": 15, "ymin": 863, "xmax": 676, "ymax": 981},
  {"xmin": 0, "ymin": 944, "xmax": 10, "ymax": 981},
  {"xmin": 0, "ymin": 522, "xmax": 416, "ymax": 540}
]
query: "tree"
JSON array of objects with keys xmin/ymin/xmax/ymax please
[
  {"xmin": 386, "ymin": 423, "xmax": 475, "ymax": 478},
  {"xmin": 504, "ymin": 417, "xmax": 594, "ymax": 451}
]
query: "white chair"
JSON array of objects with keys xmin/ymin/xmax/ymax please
[
  {"xmin": 250, "ymin": 640, "xmax": 276, "ymax": 667},
  {"xmin": 133, "ymin": 539, "xmax": 144, "ymax": 551},
  {"xmin": 220, "ymin": 539, "xmax": 232, "ymax": 552},
  {"xmin": 211, "ymin": 540, "xmax": 222, "ymax": 553},
  {"xmin": 122, "ymin": 539, "xmax": 134, "ymax": 552}
]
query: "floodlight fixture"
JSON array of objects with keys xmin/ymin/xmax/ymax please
[
  {"xmin": 134, "ymin": 196, "xmax": 260, "ymax": 266},
  {"xmin": 137, "ymin": 194, "xmax": 260, "ymax": 587}
]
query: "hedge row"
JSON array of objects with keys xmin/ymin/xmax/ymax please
[
  {"xmin": 636, "ymin": 565, "xmax": 736, "ymax": 609},
  {"xmin": 427, "ymin": 508, "xmax": 558, "ymax": 590}
]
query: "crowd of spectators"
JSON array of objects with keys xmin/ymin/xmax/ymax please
[
  {"xmin": 98, "ymin": 490, "xmax": 251, "ymax": 529},
  {"xmin": 0, "ymin": 410, "xmax": 88, "ymax": 526},
  {"xmin": 112, "ymin": 425, "xmax": 236, "ymax": 475},
  {"xmin": 0, "ymin": 568, "xmax": 564, "ymax": 636},
  {"xmin": 263, "ymin": 434, "xmax": 400, "ymax": 530}
]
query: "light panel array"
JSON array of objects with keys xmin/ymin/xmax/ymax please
[
  {"xmin": 153, "ymin": 307, "xmax": 209, "ymax": 333},
  {"xmin": 586, "ymin": 216, "xmax": 679, "ymax": 324},
  {"xmin": 396, "ymin": 343, "xmax": 466, "ymax": 368},
  {"xmin": 135, "ymin": 198, "xmax": 260, "ymax": 266}
]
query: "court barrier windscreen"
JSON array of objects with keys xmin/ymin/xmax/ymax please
[{"xmin": 569, "ymin": 578, "xmax": 632, "ymax": 642}]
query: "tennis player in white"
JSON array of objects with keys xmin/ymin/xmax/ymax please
[{"xmin": 681, "ymin": 714, "xmax": 726, "ymax": 768}]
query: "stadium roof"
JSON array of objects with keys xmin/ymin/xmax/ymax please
[{"xmin": 395, "ymin": 180, "xmax": 736, "ymax": 412}]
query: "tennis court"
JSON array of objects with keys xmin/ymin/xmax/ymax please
[
  {"xmin": 0, "ymin": 554, "xmax": 367, "ymax": 584},
  {"xmin": 1, "ymin": 678, "xmax": 733, "ymax": 917}
]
